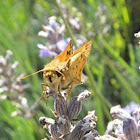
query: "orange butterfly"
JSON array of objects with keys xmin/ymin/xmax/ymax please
[{"xmin": 20, "ymin": 40, "xmax": 92, "ymax": 98}]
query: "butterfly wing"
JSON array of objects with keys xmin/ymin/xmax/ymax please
[
  {"xmin": 68, "ymin": 41, "xmax": 92, "ymax": 85},
  {"xmin": 54, "ymin": 40, "xmax": 73, "ymax": 62},
  {"xmin": 72, "ymin": 41, "xmax": 92, "ymax": 58},
  {"xmin": 44, "ymin": 40, "xmax": 73, "ymax": 71}
]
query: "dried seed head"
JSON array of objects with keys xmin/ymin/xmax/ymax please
[
  {"xmin": 56, "ymin": 115, "xmax": 71, "ymax": 135},
  {"xmin": 132, "ymin": 107, "xmax": 140, "ymax": 122},
  {"xmin": 138, "ymin": 121, "xmax": 140, "ymax": 138},
  {"xmin": 95, "ymin": 134, "xmax": 121, "ymax": 140},
  {"xmin": 39, "ymin": 117, "xmax": 55, "ymax": 126},
  {"xmin": 68, "ymin": 90, "xmax": 91, "ymax": 120},
  {"xmin": 68, "ymin": 96, "xmax": 82, "ymax": 120},
  {"xmin": 48, "ymin": 124, "xmax": 62, "ymax": 140},
  {"xmin": 77, "ymin": 90, "xmax": 91, "ymax": 101},
  {"xmin": 54, "ymin": 94, "xmax": 68, "ymax": 116},
  {"xmin": 113, "ymin": 119, "xmax": 123, "ymax": 135},
  {"xmin": 123, "ymin": 118, "xmax": 138, "ymax": 140},
  {"xmin": 81, "ymin": 110, "xmax": 97, "ymax": 124},
  {"xmin": 68, "ymin": 111, "xmax": 97, "ymax": 140},
  {"xmin": 110, "ymin": 105, "xmax": 131, "ymax": 120},
  {"xmin": 68, "ymin": 125, "xmax": 85, "ymax": 140},
  {"xmin": 84, "ymin": 130, "xmax": 99, "ymax": 140},
  {"xmin": 105, "ymin": 121, "xmax": 114, "ymax": 135},
  {"xmin": 76, "ymin": 110, "xmax": 97, "ymax": 131},
  {"xmin": 82, "ymin": 121, "xmax": 96, "ymax": 131}
]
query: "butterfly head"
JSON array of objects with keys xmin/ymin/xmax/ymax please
[{"xmin": 43, "ymin": 70, "xmax": 64, "ymax": 92}]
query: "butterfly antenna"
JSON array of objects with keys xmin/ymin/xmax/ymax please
[
  {"xmin": 36, "ymin": 91, "xmax": 45, "ymax": 105},
  {"xmin": 20, "ymin": 69, "xmax": 44, "ymax": 80}
]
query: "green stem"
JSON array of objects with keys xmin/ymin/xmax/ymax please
[
  {"xmin": 100, "ymin": 38, "xmax": 140, "ymax": 83},
  {"xmin": 94, "ymin": 41, "xmax": 140, "ymax": 103},
  {"xmin": 85, "ymin": 65, "xmax": 112, "ymax": 108}
]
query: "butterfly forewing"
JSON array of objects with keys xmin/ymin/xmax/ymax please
[
  {"xmin": 54, "ymin": 40, "xmax": 73, "ymax": 62},
  {"xmin": 72, "ymin": 41, "xmax": 92, "ymax": 58},
  {"xmin": 44, "ymin": 40, "xmax": 73, "ymax": 71}
]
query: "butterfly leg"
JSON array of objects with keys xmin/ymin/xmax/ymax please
[
  {"xmin": 67, "ymin": 83, "xmax": 73, "ymax": 101},
  {"xmin": 42, "ymin": 83, "xmax": 50, "ymax": 104},
  {"xmin": 58, "ymin": 82, "xmax": 61, "ymax": 94},
  {"xmin": 41, "ymin": 83, "xmax": 46, "ymax": 91},
  {"xmin": 36, "ymin": 90, "xmax": 45, "ymax": 105},
  {"xmin": 35, "ymin": 83, "xmax": 47, "ymax": 106}
]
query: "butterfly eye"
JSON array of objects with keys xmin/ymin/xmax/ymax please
[
  {"xmin": 56, "ymin": 71, "xmax": 61, "ymax": 77},
  {"xmin": 48, "ymin": 75, "xmax": 52, "ymax": 83}
]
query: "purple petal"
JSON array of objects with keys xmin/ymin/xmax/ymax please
[
  {"xmin": 123, "ymin": 101, "xmax": 140, "ymax": 115},
  {"xmin": 37, "ymin": 44, "xmax": 57, "ymax": 58},
  {"xmin": 44, "ymin": 22, "xmax": 60, "ymax": 31},
  {"xmin": 56, "ymin": 38, "xmax": 71, "ymax": 52},
  {"xmin": 38, "ymin": 31, "xmax": 49, "ymax": 37},
  {"xmin": 52, "ymin": 22, "xmax": 60, "ymax": 28},
  {"xmin": 37, "ymin": 44, "xmax": 47, "ymax": 49}
]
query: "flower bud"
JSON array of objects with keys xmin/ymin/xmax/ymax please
[
  {"xmin": 56, "ymin": 115, "xmax": 71, "ymax": 135},
  {"xmin": 39, "ymin": 117, "xmax": 55, "ymax": 126},
  {"xmin": 68, "ymin": 125, "xmax": 85, "ymax": 140},
  {"xmin": 95, "ymin": 135, "xmax": 121, "ymax": 140},
  {"xmin": 68, "ymin": 96, "xmax": 82, "ymax": 120},
  {"xmin": 54, "ymin": 94, "xmax": 68, "ymax": 116},
  {"xmin": 84, "ymin": 130, "xmax": 99, "ymax": 140},
  {"xmin": 68, "ymin": 90, "xmax": 91, "ymax": 120},
  {"xmin": 110, "ymin": 105, "xmax": 131, "ymax": 120},
  {"xmin": 48, "ymin": 124, "xmax": 62, "ymax": 140},
  {"xmin": 132, "ymin": 107, "xmax": 140, "ymax": 122},
  {"xmin": 123, "ymin": 118, "xmax": 138, "ymax": 140}
]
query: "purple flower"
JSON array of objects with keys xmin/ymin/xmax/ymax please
[
  {"xmin": 37, "ymin": 44, "xmax": 57, "ymax": 58},
  {"xmin": 123, "ymin": 101, "xmax": 140, "ymax": 115},
  {"xmin": 38, "ymin": 17, "xmax": 65, "ymax": 43},
  {"xmin": 56, "ymin": 38, "xmax": 71, "ymax": 52}
]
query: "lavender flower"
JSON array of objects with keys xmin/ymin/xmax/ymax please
[
  {"xmin": 56, "ymin": 38, "xmax": 71, "ymax": 52},
  {"xmin": 0, "ymin": 50, "xmax": 29, "ymax": 96},
  {"xmin": 57, "ymin": 2, "xmax": 83, "ymax": 32},
  {"xmin": 123, "ymin": 101, "xmax": 140, "ymax": 115},
  {"xmin": 37, "ymin": 16, "xmax": 67, "ymax": 58},
  {"xmin": 37, "ymin": 44, "xmax": 57, "ymax": 58},
  {"xmin": 94, "ymin": 4, "xmax": 110, "ymax": 36},
  {"xmin": 38, "ymin": 16, "xmax": 65, "ymax": 42},
  {"xmin": 37, "ymin": 8, "xmax": 87, "ymax": 58},
  {"xmin": 0, "ymin": 50, "xmax": 37, "ymax": 118}
]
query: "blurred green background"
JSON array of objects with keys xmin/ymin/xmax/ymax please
[{"xmin": 0, "ymin": 0, "xmax": 140, "ymax": 139}]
